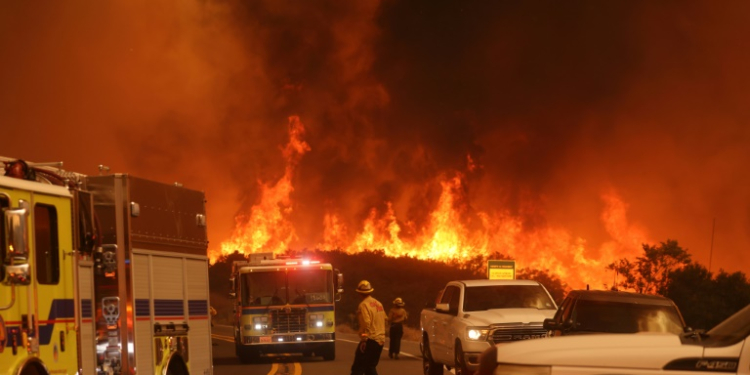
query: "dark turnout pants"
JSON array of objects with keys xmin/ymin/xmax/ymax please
[
  {"xmin": 351, "ymin": 339, "xmax": 384, "ymax": 375},
  {"xmin": 389, "ymin": 323, "xmax": 403, "ymax": 355}
]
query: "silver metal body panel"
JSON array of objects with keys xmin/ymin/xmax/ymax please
[{"xmin": 83, "ymin": 174, "xmax": 209, "ymax": 375}]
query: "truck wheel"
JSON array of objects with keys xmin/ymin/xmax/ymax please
[
  {"xmin": 321, "ymin": 342, "xmax": 336, "ymax": 361},
  {"xmin": 422, "ymin": 337, "xmax": 443, "ymax": 375},
  {"xmin": 19, "ymin": 362, "xmax": 44, "ymax": 375},
  {"xmin": 166, "ymin": 357, "xmax": 189, "ymax": 375},
  {"xmin": 454, "ymin": 341, "xmax": 473, "ymax": 375}
]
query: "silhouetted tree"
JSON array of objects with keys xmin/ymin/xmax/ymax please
[
  {"xmin": 608, "ymin": 239, "xmax": 691, "ymax": 294},
  {"xmin": 665, "ymin": 263, "xmax": 715, "ymax": 329},
  {"xmin": 667, "ymin": 263, "xmax": 750, "ymax": 330},
  {"xmin": 208, "ymin": 251, "xmax": 248, "ymax": 291}
]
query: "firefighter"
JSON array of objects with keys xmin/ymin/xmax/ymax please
[
  {"xmin": 351, "ymin": 280, "xmax": 386, "ymax": 375},
  {"xmin": 209, "ymin": 306, "xmax": 217, "ymax": 327},
  {"xmin": 387, "ymin": 297, "xmax": 408, "ymax": 359}
]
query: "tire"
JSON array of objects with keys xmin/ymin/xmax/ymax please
[
  {"xmin": 454, "ymin": 341, "xmax": 473, "ymax": 375},
  {"xmin": 166, "ymin": 357, "xmax": 189, "ymax": 375},
  {"xmin": 321, "ymin": 342, "xmax": 336, "ymax": 361},
  {"xmin": 422, "ymin": 336, "xmax": 443, "ymax": 375},
  {"xmin": 19, "ymin": 363, "xmax": 44, "ymax": 375}
]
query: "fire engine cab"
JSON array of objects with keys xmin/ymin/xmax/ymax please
[
  {"xmin": 230, "ymin": 253, "xmax": 343, "ymax": 362},
  {"xmin": 0, "ymin": 157, "xmax": 212, "ymax": 375}
]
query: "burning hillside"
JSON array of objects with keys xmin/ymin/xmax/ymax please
[{"xmin": 215, "ymin": 118, "xmax": 649, "ymax": 288}]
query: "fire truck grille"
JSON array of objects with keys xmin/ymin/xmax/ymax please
[
  {"xmin": 489, "ymin": 325, "xmax": 548, "ymax": 344},
  {"xmin": 271, "ymin": 308, "xmax": 307, "ymax": 333}
]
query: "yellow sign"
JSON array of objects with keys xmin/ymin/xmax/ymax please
[{"xmin": 487, "ymin": 260, "xmax": 516, "ymax": 280}]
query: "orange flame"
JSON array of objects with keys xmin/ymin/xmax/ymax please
[
  {"xmin": 213, "ymin": 117, "xmax": 650, "ymax": 289},
  {"xmin": 213, "ymin": 116, "xmax": 310, "ymax": 262},
  {"xmin": 322, "ymin": 174, "xmax": 649, "ymax": 288}
]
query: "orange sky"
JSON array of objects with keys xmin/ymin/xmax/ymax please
[{"xmin": 2, "ymin": 1, "xmax": 749, "ymax": 288}]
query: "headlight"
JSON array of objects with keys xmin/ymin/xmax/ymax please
[
  {"xmin": 466, "ymin": 327, "xmax": 489, "ymax": 341},
  {"xmin": 309, "ymin": 313, "xmax": 325, "ymax": 328},
  {"xmin": 494, "ymin": 364, "xmax": 551, "ymax": 375},
  {"xmin": 252, "ymin": 316, "xmax": 268, "ymax": 330}
]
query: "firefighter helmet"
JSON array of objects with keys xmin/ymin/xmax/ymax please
[
  {"xmin": 393, "ymin": 297, "xmax": 405, "ymax": 306},
  {"xmin": 356, "ymin": 280, "xmax": 374, "ymax": 294},
  {"xmin": 4, "ymin": 159, "xmax": 34, "ymax": 180}
]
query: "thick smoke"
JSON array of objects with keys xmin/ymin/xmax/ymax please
[{"xmin": 2, "ymin": 1, "xmax": 750, "ymax": 276}]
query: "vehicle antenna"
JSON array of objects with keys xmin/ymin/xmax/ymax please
[{"xmin": 709, "ymin": 218, "xmax": 716, "ymax": 273}]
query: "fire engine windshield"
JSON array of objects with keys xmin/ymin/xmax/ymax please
[
  {"xmin": 242, "ymin": 272, "xmax": 287, "ymax": 307},
  {"xmin": 288, "ymin": 269, "xmax": 333, "ymax": 304},
  {"xmin": 241, "ymin": 269, "xmax": 333, "ymax": 307}
]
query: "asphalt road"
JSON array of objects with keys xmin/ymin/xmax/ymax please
[{"xmin": 210, "ymin": 324, "xmax": 443, "ymax": 375}]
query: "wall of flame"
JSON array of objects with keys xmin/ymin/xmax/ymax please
[{"xmin": 3, "ymin": 1, "xmax": 750, "ymax": 289}]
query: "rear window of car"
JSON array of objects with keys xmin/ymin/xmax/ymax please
[{"xmin": 573, "ymin": 299, "xmax": 684, "ymax": 334}]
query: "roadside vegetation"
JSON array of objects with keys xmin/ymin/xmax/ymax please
[
  {"xmin": 209, "ymin": 241, "xmax": 750, "ymax": 332},
  {"xmin": 609, "ymin": 239, "xmax": 750, "ymax": 329},
  {"xmin": 208, "ymin": 249, "xmax": 565, "ymax": 330}
]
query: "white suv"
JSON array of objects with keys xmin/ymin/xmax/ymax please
[{"xmin": 490, "ymin": 303, "xmax": 750, "ymax": 375}]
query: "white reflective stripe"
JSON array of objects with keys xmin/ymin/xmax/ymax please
[{"xmin": 0, "ymin": 175, "xmax": 72, "ymax": 197}]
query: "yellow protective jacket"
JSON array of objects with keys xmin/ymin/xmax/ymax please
[
  {"xmin": 388, "ymin": 306, "xmax": 408, "ymax": 325},
  {"xmin": 357, "ymin": 295, "xmax": 386, "ymax": 345}
]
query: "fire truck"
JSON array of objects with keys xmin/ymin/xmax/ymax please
[
  {"xmin": 230, "ymin": 253, "xmax": 342, "ymax": 362},
  {"xmin": 0, "ymin": 157, "xmax": 212, "ymax": 375}
]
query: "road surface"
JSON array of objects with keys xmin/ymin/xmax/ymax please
[{"xmin": 210, "ymin": 324, "xmax": 445, "ymax": 374}]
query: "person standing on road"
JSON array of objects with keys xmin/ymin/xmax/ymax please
[
  {"xmin": 387, "ymin": 297, "xmax": 408, "ymax": 359},
  {"xmin": 209, "ymin": 306, "xmax": 217, "ymax": 327},
  {"xmin": 351, "ymin": 280, "xmax": 387, "ymax": 375}
]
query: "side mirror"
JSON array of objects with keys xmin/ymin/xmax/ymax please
[
  {"xmin": 4, "ymin": 207, "xmax": 31, "ymax": 285},
  {"xmin": 5, "ymin": 208, "xmax": 29, "ymax": 259},
  {"xmin": 543, "ymin": 318, "xmax": 557, "ymax": 331},
  {"xmin": 563, "ymin": 319, "xmax": 574, "ymax": 330},
  {"xmin": 337, "ymin": 272, "xmax": 344, "ymax": 293},
  {"xmin": 335, "ymin": 270, "xmax": 344, "ymax": 302},
  {"xmin": 436, "ymin": 303, "xmax": 450, "ymax": 313},
  {"xmin": 4, "ymin": 263, "xmax": 30, "ymax": 285}
]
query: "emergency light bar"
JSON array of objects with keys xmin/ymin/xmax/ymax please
[{"xmin": 284, "ymin": 260, "xmax": 320, "ymax": 265}]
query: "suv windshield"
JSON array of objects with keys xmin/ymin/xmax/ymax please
[
  {"xmin": 702, "ymin": 304, "xmax": 750, "ymax": 347},
  {"xmin": 573, "ymin": 300, "xmax": 684, "ymax": 334},
  {"xmin": 463, "ymin": 285, "xmax": 556, "ymax": 312}
]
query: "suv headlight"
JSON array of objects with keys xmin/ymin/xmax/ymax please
[
  {"xmin": 466, "ymin": 327, "xmax": 489, "ymax": 341},
  {"xmin": 494, "ymin": 364, "xmax": 551, "ymax": 375}
]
